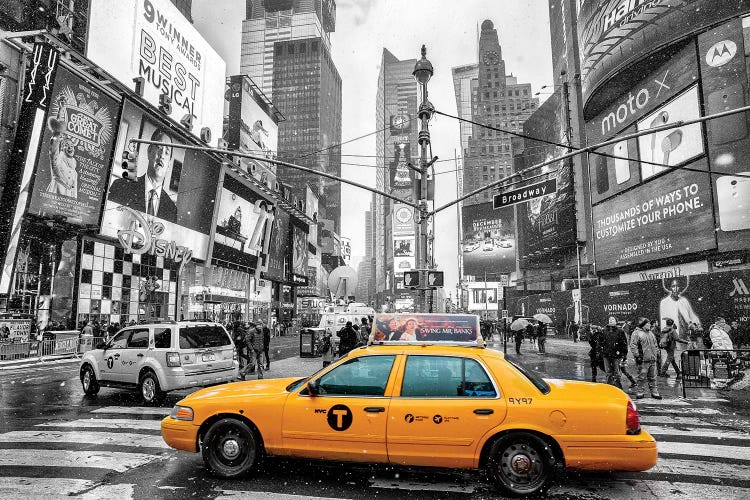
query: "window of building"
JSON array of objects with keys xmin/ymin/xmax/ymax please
[{"xmin": 288, "ymin": 45, "xmax": 294, "ymax": 54}]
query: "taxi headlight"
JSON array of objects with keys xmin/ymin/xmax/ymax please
[{"xmin": 170, "ymin": 405, "xmax": 194, "ymax": 421}]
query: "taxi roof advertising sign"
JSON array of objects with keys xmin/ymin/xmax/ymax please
[{"xmin": 372, "ymin": 314, "xmax": 480, "ymax": 343}]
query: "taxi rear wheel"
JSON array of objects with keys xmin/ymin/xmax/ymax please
[
  {"xmin": 202, "ymin": 418, "xmax": 259, "ymax": 478},
  {"xmin": 486, "ymin": 432, "xmax": 554, "ymax": 497},
  {"xmin": 80, "ymin": 365, "xmax": 99, "ymax": 396}
]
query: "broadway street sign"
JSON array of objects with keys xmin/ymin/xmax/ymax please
[{"xmin": 493, "ymin": 179, "xmax": 557, "ymax": 209}]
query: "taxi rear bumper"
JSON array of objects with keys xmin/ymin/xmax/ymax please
[
  {"xmin": 161, "ymin": 416, "xmax": 199, "ymax": 453},
  {"xmin": 559, "ymin": 430, "xmax": 658, "ymax": 472}
]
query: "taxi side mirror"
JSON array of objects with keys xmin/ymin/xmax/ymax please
[{"xmin": 307, "ymin": 379, "xmax": 319, "ymax": 396}]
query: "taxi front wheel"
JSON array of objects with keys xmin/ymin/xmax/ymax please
[
  {"xmin": 202, "ymin": 418, "xmax": 259, "ymax": 478},
  {"xmin": 486, "ymin": 432, "xmax": 554, "ymax": 497}
]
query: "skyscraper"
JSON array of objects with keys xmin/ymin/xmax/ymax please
[
  {"xmin": 375, "ymin": 48, "xmax": 419, "ymax": 309},
  {"xmin": 241, "ymin": 0, "xmax": 341, "ymax": 230},
  {"xmin": 460, "ymin": 20, "xmax": 538, "ymax": 207}
]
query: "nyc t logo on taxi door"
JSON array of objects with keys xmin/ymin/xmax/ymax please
[{"xmin": 326, "ymin": 404, "xmax": 353, "ymax": 431}]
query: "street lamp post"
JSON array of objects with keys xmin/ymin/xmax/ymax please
[{"xmin": 413, "ymin": 44, "xmax": 434, "ymax": 314}]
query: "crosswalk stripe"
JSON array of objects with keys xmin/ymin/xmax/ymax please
[
  {"xmin": 650, "ymin": 457, "xmax": 750, "ymax": 480},
  {"xmin": 215, "ymin": 491, "xmax": 348, "ymax": 500},
  {"xmin": 91, "ymin": 407, "xmax": 171, "ymax": 416},
  {"xmin": 639, "ymin": 406, "xmax": 721, "ymax": 415},
  {"xmin": 635, "ymin": 399, "xmax": 690, "ymax": 406},
  {"xmin": 658, "ymin": 441, "xmax": 750, "ymax": 461},
  {"xmin": 78, "ymin": 483, "xmax": 136, "ymax": 499},
  {"xmin": 0, "ymin": 430, "xmax": 169, "ymax": 449},
  {"xmin": 640, "ymin": 415, "xmax": 717, "ymax": 426},
  {"xmin": 0, "ymin": 449, "xmax": 161, "ymax": 472},
  {"xmin": 369, "ymin": 478, "xmax": 474, "ymax": 493},
  {"xmin": 645, "ymin": 425, "xmax": 750, "ymax": 441},
  {"xmin": 550, "ymin": 479, "xmax": 750, "ymax": 499},
  {"xmin": 36, "ymin": 418, "xmax": 162, "ymax": 431},
  {"xmin": 0, "ymin": 477, "xmax": 95, "ymax": 498}
]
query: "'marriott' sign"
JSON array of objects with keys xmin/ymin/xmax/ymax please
[{"xmin": 493, "ymin": 179, "xmax": 557, "ymax": 209}]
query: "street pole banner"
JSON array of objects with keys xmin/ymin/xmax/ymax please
[{"xmin": 372, "ymin": 313, "xmax": 480, "ymax": 342}]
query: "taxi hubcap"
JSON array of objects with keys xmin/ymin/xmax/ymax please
[
  {"xmin": 511, "ymin": 454, "xmax": 532, "ymax": 474},
  {"xmin": 500, "ymin": 443, "xmax": 541, "ymax": 485},
  {"xmin": 221, "ymin": 438, "xmax": 241, "ymax": 459},
  {"xmin": 83, "ymin": 371, "xmax": 90, "ymax": 388}
]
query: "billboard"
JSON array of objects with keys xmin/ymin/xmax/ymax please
[
  {"xmin": 213, "ymin": 174, "xmax": 274, "ymax": 270},
  {"xmin": 27, "ymin": 65, "xmax": 119, "ymax": 227},
  {"xmin": 515, "ymin": 91, "xmax": 575, "ymax": 260},
  {"xmin": 291, "ymin": 223, "xmax": 309, "ymax": 282},
  {"xmin": 461, "ymin": 202, "xmax": 515, "ymax": 276},
  {"xmin": 87, "ymin": 0, "xmax": 225, "ymax": 143},
  {"xmin": 592, "ymin": 163, "xmax": 716, "ymax": 271},
  {"xmin": 389, "ymin": 142, "xmax": 414, "ymax": 195},
  {"xmin": 101, "ymin": 100, "xmax": 220, "ymax": 261},
  {"xmin": 392, "ymin": 203, "xmax": 415, "ymax": 236},
  {"xmin": 577, "ymin": 0, "xmax": 750, "ymax": 104},
  {"xmin": 263, "ymin": 208, "xmax": 289, "ymax": 282},
  {"xmin": 393, "ymin": 235, "xmax": 416, "ymax": 276},
  {"xmin": 225, "ymin": 75, "xmax": 280, "ymax": 174},
  {"xmin": 372, "ymin": 313, "xmax": 480, "ymax": 343}
]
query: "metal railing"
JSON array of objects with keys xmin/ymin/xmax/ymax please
[
  {"xmin": 0, "ymin": 335, "xmax": 105, "ymax": 362},
  {"xmin": 681, "ymin": 349, "xmax": 750, "ymax": 398}
]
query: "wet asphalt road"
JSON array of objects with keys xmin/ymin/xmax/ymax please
[{"xmin": 1, "ymin": 338, "xmax": 750, "ymax": 499}]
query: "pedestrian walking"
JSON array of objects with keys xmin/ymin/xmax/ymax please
[
  {"xmin": 239, "ymin": 322, "xmax": 264, "ymax": 380},
  {"xmin": 687, "ymin": 321, "xmax": 702, "ymax": 349},
  {"xmin": 588, "ymin": 324, "xmax": 604, "ymax": 382},
  {"xmin": 525, "ymin": 323, "xmax": 535, "ymax": 347},
  {"xmin": 601, "ymin": 316, "xmax": 628, "ymax": 388},
  {"xmin": 659, "ymin": 318, "xmax": 684, "ymax": 377},
  {"xmin": 709, "ymin": 317, "xmax": 734, "ymax": 351},
  {"xmin": 536, "ymin": 322, "xmax": 547, "ymax": 354},
  {"xmin": 233, "ymin": 321, "xmax": 250, "ymax": 374},
  {"xmin": 629, "ymin": 317, "xmax": 662, "ymax": 399},
  {"xmin": 514, "ymin": 327, "xmax": 524, "ymax": 355},
  {"xmin": 360, "ymin": 317, "xmax": 371, "ymax": 344},
  {"xmin": 650, "ymin": 319, "xmax": 662, "ymax": 371},
  {"xmin": 260, "ymin": 321, "xmax": 271, "ymax": 371},
  {"xmin": 337, "ymin": 321, "xmax": 358, "ymax": 357},
  {"xmin": 81, "ymin": 321, "xmax": 93, "ymax": 337}
]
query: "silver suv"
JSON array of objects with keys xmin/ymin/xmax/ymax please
[{"xmin": 79, "ymin": 321, "xmax": 238, "ymax": 404}]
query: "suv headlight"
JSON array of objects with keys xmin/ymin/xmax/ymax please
[
  {"xmin": 166, "ymin": 352, "xmax": 181, "ymax": 367},
  {"xmin": 170, "ymin": 405, "xmax": 194, "ymax": 421}
]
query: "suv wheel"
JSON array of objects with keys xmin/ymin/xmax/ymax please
[
  {"xmin": 486, "ymin": 432, "xmax": 555, "ymax": 497},
  {"xmin": 80, "ymin": 365, "xmax": 100, "ymax": 396},
  {"xmin": 202, "ymin": 418, "xmax": 259, "ymax": 478},
  {"xmin": 139, "ymin": 370, "xmax": 165, "ymax": 405}
]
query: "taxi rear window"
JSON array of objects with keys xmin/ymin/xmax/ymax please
[
  {"xmin": 401, "ymin": 356, "xmax": 497, "ymax": 398},
  {"xmin": 179, "ymin": 325, "xmax": 231, "ymax": 349},
  {"xmin": 508, "ymin": 359, "xmax": 551, "ymax": 394}
]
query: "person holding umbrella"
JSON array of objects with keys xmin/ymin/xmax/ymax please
[
  {"xmin": 533, "ymin": 314, "xmax": 552, "ymax": 355},
  {"xmin": 510, "ymin": 318, "xmax": 529, "ymax": 355}
]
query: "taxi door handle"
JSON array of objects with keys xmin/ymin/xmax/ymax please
[
  {"xmin": 364, "ymin": 407, "xmax": 385, "ymax": 413},
  {"xmin": 474, "ymin": 409, "xmax": 494, "ymax": 415},
  {"xmin": 137, "ymin": 353, "xmax": 144, "ymax": 358}
]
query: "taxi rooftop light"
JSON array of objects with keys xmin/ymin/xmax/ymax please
[{"xmin": 367, "ymin": 336, "xmax": 486, "ymax": 348}]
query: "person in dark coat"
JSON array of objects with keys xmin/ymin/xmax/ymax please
[
  {"xmin": 514, "ymin": 326, "xmax": 524, "ymax": 355},
  {"xmin": 536, "ymin": 322, "xmax": 547, "ymax": 354},
  {"xmin": 259, "ymin": 320, "xmax": 271, "ymax": 371},
  {"xmin": 240, "ymin": 322, "xmax": 264, "ymax": 380},
  {"xmin": 601, "ymin": 316, "xmax": 628, "ymax": 388},
  {"xmin": 588, "ymin": 323, "xmax": 604, "ymax": 382},
  {"xmin": 337, "ymin": 321, "xmax": 358, "ymax": 357}
]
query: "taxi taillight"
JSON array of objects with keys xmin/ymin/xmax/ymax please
[
  {"xmin": 166, "ymin": 352, "xmax": 181, "ymax": 367},
  {"xmin": 233, "ymin": 347, "xmax": 238, "ymax": 361},
  {"xmin": 626, "ymin": 400, "xmax": 641, "ymax": 435}
]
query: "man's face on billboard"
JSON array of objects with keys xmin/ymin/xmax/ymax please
[
  {"xmin": 147, "ymin": 134, "xmax": 173, "ymax": 184},
  {"xmin": 670, "ymin": 280, "xmax": 681, "ymax": 299}
]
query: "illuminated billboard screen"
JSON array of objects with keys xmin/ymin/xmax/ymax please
[
  {"xmin": 592, "ymin": 163, "xmax": 716, "ymax": 271},
  {"xmin": 101, "ymin": 100, "xmax": 220, "ymax": 261},
  {"xmin": 86, "ymin": 0, "xmax": 226, "ymax": 143},
  {"xmin": 461, "ymin": 202, "xmax": 515, "ymax": 276},
  {"xmin": 27, "ymin": 65, "xmax": 120, "ymax": 227}
]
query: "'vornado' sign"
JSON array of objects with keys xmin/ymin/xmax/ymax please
[{"xmin": 577, "ymin": 0, "xmax": 750, "ymax": 105}]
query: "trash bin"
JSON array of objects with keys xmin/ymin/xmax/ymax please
[{"xmin": 300, "ymin": 328, "xmax": 317, "ymax": 358}]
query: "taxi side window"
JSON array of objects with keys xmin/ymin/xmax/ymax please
[
  {"xmin": 401, "ymin": 356, "xmax": 497, "ymax": 398},
  {"xmin": 109, "ymin": 330, "xmax": 129, "ymax": 349},
  {"xmin": 154, "ymin": 328, "xmax": 172, "ymax": 349},
  {"xmin": 127, "ymin": 328, "xmax": 149, "ymax": 349},
  {"xmin": 317, "ymin": 355, "xmax": 395, "ymax": 396}
]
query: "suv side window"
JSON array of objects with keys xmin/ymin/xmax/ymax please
[
  {"xmin": 401, "ymin": 356, "xmax": 497, "ymax": 398},
  {"xmin": 109, "ymin": 330, "xmax": 129, "ymax": 349},
  {"xmin": 154, "ymin": 328, "xmax": 172, "ymax": 349},
  {"xmin": 127, "ymin": 328, "xmax": 149, "ymax": 349},
  {"xmin": 317, "ymin": 355, "xmax": 395, "ymax": 396}
]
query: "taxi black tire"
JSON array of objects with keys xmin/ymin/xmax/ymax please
[
  {"xmin": 139, "ymin": 370, "xmax": 165, "ymax": 405},
  {"xmin": 202, "ymin": 418, "xmax": 259, "ymax": 478},
  {"xmin": 80, "ymin": 364, "xmax": 100, "ymax": 396},
  {"xmin": 486, "ymin": 432, "xmax": 554, "ymax": 497}
]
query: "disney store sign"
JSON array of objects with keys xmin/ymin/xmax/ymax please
[{"xmin": 116, "ymin": 206, "xmax": 193, "ymax": 273}]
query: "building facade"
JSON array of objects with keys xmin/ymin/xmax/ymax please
[{"xmin": 374, "ymin": 48, "xmax": 419, "ymax": 311}]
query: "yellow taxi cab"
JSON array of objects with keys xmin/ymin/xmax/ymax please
[{"xmin": 161, "ymin": 313, "xmax": 656, "ymax": 497}]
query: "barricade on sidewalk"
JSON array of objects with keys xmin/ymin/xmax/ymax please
[
  {"xmin": 0, "ymin": 332, "xmax": 106, "ymax": 364},
  {"xmin": 681, "ymin": 349, "xmax": 750, "ymax": 397}
]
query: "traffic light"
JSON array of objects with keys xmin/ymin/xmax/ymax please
[
  {"xmin": 426, "ymin": 271, "xmax": 444, "ymax": 288},
  {"xmin": 404, "ymin": 271, "xmax": 420, "ymax": 289},
  {"xmin": 121, "ymin": 150, "xmax": 137, "ymax": 181}
]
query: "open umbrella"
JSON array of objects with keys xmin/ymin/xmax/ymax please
[
  {"xmin": 510, "ymin": 318, "xmax": 530, "ymax": 331},
  {"xmin": 533, "ymin": 313, "xmax": 553, "ymax": 324}
]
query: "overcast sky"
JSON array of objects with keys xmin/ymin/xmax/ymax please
[{"xmin": 194, "ymin": 0, "xmax": 553, "ymax": 295}]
